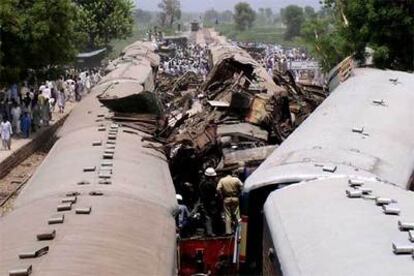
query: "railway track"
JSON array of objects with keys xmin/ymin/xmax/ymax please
[{"xmin": 0, "ymin": 152, "xmax": 46, "ymax": 215}]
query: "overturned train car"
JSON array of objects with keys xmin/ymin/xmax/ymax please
[
  {"xmin": 240, "ymin": 68, "xmax": 414, "ymax": 274},
  {"xmin": 98, "ymin": 41, "xmax": 162, "ymax": 114},
  {"xmin": 0, "ymin": 43, "xmax": 178, "ymax": 276}
]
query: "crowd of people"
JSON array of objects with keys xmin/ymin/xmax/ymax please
[
  {"xmin": 0, "ymin": 70, "xmax": 102, "ymax": 151},
  {"xmin": 159, "ymin": 43, "xmax": 211, "ymax": 80}
]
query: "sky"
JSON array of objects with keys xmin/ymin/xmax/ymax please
[{"xmin": 136, "ymin": 0, "xmax": 322, "ymax": 12}]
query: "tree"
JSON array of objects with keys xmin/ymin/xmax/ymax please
[
  {"xmin": 135, "ymin": 9, "xmax": 153, "ymax": 24},
  {"xmin": 264, "ymin": 8, "xmax": 273, "ymax": 23},
  {"xmin": 204, "ymin": 9, "xmax": 219, "ymax": 24},
  {"xmin": 282, "ymin": 5, "xmax": 304, "ymax": 40},
  {"xmin": 301, "ymin": 15, "xmax": 350, "ymax": 72},
  {"xmin": 158, "ymin": 0, "xmax": 181, "ymax": 27},
  {"xmin": 0, "ymin": 0, "xmax": 82, "ymax": 84},
  {"xmin": 234, "ymin": 2, "xmax": 256, "ymax": 31},
  {"xmin": 322, "ymin": 0, "xmax": 414, "ymax": 71},
  {"xmin": 76, "ymin": 0, "xmax": 134, "ymax": 50},
  {"xmin": 219, "ymin": 10, "xmax": 234, "ymax": 23},
  {"xmin": 304, "ymin": 6, "xmax": 316, "ymax": 19}
]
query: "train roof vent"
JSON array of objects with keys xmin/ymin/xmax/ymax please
[
  {"xmin": 89, "ymin": 191, "xmax": 104, "ymax": 196},
  {"xmin": 398, "ymin": 221, "xmax": 414, "ymax": 231},
  {"xmin": 103, "ymin": 153, "xmax": 114, "ymax": 160},
  {"xmin": 83, "ymin": 166, "xmax": 96, "ymax": 172},
  {"xmin": 322, "ymin": 165, "xmax": 337, "ymax": 173},
  {"xmin": 104, "ymin": 149, "xmax": 115, "ymax": 154},
  {"xmin": 383, "ymin": 204, "xmax": 401, "ymax": 215},
  {"xmin": 48, "ymin": 214, "xmax": 64, "ymax": 224},
  {"xmin": 57, "ymin": 202, "xmax": 72, "ymax": 212},
  {"xmin": 92, "ymin": 140, "xmax": 102, "ymax": 146},
  {"xmin": 36, "ymin": 229, "xmax": 56, "ymax": 241},
  {"xmin": 372, "ymin": 99, "xmax": 386, "ymax": 106},
  {"xmin": 76, "ymin": 207, "xmax": 92, "ymax": 215},
  {"xmin": 392, "ymin": 242, "xmax": 413, "ymax": 254},
  {"xmin": 352, "ymin": 127, "xmax": 364, "ymax": 133},
  {"xmin": 19, "ymin": 246, "xmax": 49, "ymax": 259},
  {"xmin": 66, "ymin": 191, "xmax": 81, "ymax": 197},
  {"xmin": 9, "ymin": 265, "xmax": 32, "ymax": 276},
  {"xmin": 101, "ymin": 160, "xmax": 113, "ymax": 167},
  {"xmin": 346, "ymin": 189, "xmax": 362, "ymax": 198},
  {"xmin": 349, "ymin": 179, "xmax": 364, "ymax": 187},
  {"xmin": 376, "ymin": 197, "xmax": 394, "ymax": 205},
  {"xmin": 98, "ymin": 180, "xmax": 112, "ymax": 185},
  {"xmin": 98, "ymin": 171, "xmax": 112, "ymax": 179},
  {"xmin": 61, "ymin": 196, "xmax": 77, "ymax": 204}
]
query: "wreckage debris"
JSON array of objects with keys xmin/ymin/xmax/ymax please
[{"xmin": 101, "ymin": 32, "xmax": 327, "ymax": 238}]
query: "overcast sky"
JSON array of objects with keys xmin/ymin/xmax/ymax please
[{"xmin": 136, "ymin": 0, "xmax": 322, "ymax": 12}]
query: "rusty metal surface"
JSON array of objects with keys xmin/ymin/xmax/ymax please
[
  {"xmin": 0, "ymin": 84, "xmax": 177, "ymax": 275},
  {"xmin": 98, "ymin": 41, "xmax": 159, "ymax": 113},
  {"xmin": 246, "ymin": 68, "xmax": 414, "ymax": 192},
  {"xmin": 207, "ymin": 44, "xmax": 284, "ymax": 96}
]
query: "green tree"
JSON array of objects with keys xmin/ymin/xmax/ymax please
[
  {"xmin": 322, "ymin": 0, "xmax": 414, "ymax": 71},
  {"xmin": 219, "ymin": 10, "xmax": 234, "ymax": 23},
  {"xmin": 301, "ymin": 15, "xmax": 350, "ymax": 72},
  {"xmin": 304, "ymin": 6, "xmax": 316, "ymax": 19},
  {"xmin": 76, "ymin": 0, "xmax": 134, "ymax": 50},
  {"xmin": 204, "ymin": 9, "xmax": 219, "ymax": 25},
  {"xmin": 158, "ymin": 0, "xmax": 181, "ymax": 27},
  {"xmin": 234, "ymin": 2, "xmax": 256, "ymax": 31},
  {"xmin": 135, "ymin": 9, "xmax": 153, "ymax": 24},
  {"xmin": 264, "ymin": 8, "xmax": 273, "ymax": 23},
  {"xmin": 0, "ymin": 0, "xmax": 81, "ymax": 84},
  {"xmin": 282, "ymin": 5, "xmax": 304, "ymax": 40}
]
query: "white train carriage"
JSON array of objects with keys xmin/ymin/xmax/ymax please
[
  {"xmin": 263, "ymin": 177, "xmax": 414, "ymax": 276},
  {"xmin": 240, "ymin": 68, "xmax": 414, "ymax": 272}
]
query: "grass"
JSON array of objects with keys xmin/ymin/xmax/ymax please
[{"xmin": 215, "ymin": 23, "xmax": 306, "ymax": 48}]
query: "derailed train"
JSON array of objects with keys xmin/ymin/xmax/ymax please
[
  {"xmin": 240, "ymin": 68, "xmax": 414, "ymax": 275},
  {"xmin": 0, "ymin": 42, "xmax": 178, "ymax": 275}
]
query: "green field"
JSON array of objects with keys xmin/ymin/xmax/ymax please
[{"xmin": 215, "ymin": 23, "xmax": 305, "ymax": 48}]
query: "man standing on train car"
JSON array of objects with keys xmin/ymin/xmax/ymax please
[{"xmin": 216, "ymin": 171, "xmax": 243, "ymax": 235}]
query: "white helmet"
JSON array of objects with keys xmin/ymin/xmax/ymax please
[
  {"xmin": 205, "ymin": 167, "xmax": 217, "ymax": 177},
  {"xmin": 176, "ymin": 194, "xmax": 183, "ymax": 201}
]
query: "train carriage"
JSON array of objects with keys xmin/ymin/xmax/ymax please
[
  {"xmin": 240, "ymin": 68, "xmax": 414, "ymax": 273},
  {"xmin": 0, "ymin": 42, "xmax": 178, "ymax": 276}
]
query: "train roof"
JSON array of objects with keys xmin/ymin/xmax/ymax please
[
  {"xmin": 0, "ymin": 89, "xmax": 177, "ymax": 275},
  {"xmin": 264, "ymin": 177, "xmax": 414, "ymax": 276},
  {"xmin": 245, "ymin": 68, "xmax": 414, "ymax": 192}
]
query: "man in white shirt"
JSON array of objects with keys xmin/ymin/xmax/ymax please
[{"xmin": 1, "ymin": 117, "xmax": 13, "ymax": 150}]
